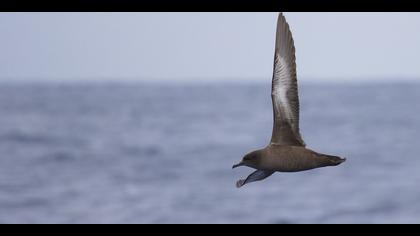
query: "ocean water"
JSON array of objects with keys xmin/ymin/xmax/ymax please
[{"xmin": 0, "ymin": 81, "xmax": 420, "ymax": 224}]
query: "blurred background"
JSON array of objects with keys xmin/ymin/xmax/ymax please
[{"xmin": 0, "ymin": 12, "xmax": 420, "ymax": 223}]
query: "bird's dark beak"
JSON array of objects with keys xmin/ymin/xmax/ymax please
[{"xmin": 232, "ymin": 161, "xmax": 244, "ymax": 169}]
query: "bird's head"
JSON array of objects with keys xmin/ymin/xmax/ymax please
[{"xmin": 232, "ymin": 151, "xmax": 261, "ymax": 169}]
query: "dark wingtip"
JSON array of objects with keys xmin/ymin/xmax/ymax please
[{"xmin": 236, "ymin": 180, "xmax": 245, "ymax": 188}]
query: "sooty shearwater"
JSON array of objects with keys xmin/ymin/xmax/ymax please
[{"xmin": 232, "ymin": 13, "xmax": 346, "ymax": 188}]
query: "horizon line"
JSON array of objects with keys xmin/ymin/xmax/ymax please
[
  {"xmin": 1, "ymin": 75, "xmax": 420, "ymax": 81},
  {"xmin": 1, "ymin": 77, "xmax": 420, "ymax": 85}
]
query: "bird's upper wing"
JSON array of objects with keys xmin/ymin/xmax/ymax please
[{"xmin": 270, "ymin": 13, "xmax": 305, "ymax": 147}]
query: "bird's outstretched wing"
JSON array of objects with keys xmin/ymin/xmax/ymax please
[
  {"xmin": 270, "ymin": 13, "xmax": 305, "ymax": 146},
  {"xmin": 236, "ymin": 170, "xmax": 274, "ymax": 188}
]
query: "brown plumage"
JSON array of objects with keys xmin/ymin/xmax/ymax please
[{"xmin": 232, "ymin": 13, "xmax": 346, "ymax": 188}]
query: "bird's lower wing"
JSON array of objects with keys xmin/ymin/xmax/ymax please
[{"xmin": 236, "ymin": 170, "xmax": 275, "ymax": 188}]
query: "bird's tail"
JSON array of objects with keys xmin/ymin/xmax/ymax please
[{"xmin": 322, "ymin": 154, "xmax": 346, "ymax": 166}]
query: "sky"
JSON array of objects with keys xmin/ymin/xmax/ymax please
[{"xmin": 1, "ymin": 12, "xmax": 420, "ymax": 83}]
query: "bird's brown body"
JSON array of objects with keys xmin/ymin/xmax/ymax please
[{"xmin": 245, "ymin": 145, "xmax": 345, "ymax": 172}]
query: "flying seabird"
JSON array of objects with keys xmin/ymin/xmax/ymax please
[{"xmin": 232, "ymin": 13, "xmax": 346, "ymax": 188}]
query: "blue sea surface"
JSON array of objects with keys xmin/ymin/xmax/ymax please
[{"xmin": 0, "ymin": 81, "xmax": 420, "ymax": 223}]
